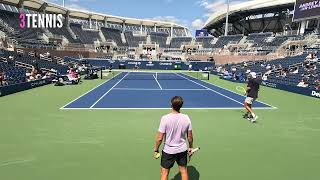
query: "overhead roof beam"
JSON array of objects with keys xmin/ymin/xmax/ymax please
[
  {"xmin": 38, "ymin": 2, "xmax": 48, "ymax": 12},
  {"xmin": 17, "ymin": 0, "xmax": 25, "ymax": 8}
]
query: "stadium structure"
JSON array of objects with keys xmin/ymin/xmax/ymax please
[
  {"xmin": 203, "ymin": 0, "xmax": 320, "ymax": 37},
  {"xmin": 0, "ymin": 0, "xmax": 319, "ymax": 94},
  {"xmin": 0, "ymin": 0, "xmax": 319, "ymax": 180}
]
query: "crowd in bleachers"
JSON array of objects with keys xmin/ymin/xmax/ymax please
[
  {"xmin": 0, "ymin": 49, "xmax": 73, "ymax": 87},
  {"xmin": 215, "ymin": 52, "xmax": 320, "ymax": 90}
]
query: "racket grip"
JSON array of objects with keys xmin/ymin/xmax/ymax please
[{"xmin": 191, "ymin": 147, "xmax": 200, "ymax": 153}]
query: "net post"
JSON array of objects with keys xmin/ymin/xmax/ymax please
[{"xmin": 100, "ymin": 67, "xmax": 103, "ymax": 79}]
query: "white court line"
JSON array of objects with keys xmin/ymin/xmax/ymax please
[
  {"xmin": 89, "ymin": 72, "xmax": 130, "ymax": 108},
  {"xmin": 153, "ymin": 74, "xmax": 162, "ymax": 89},
  {"xmin": 62, "ymin": 107, "xmax": 276, "ymax": 110},
  {"xmin": 175, "ymin": 73, "xmax": 244, "ymax": 105},
  {"xmin": 181, "ymin": 73, "xmax": 277, "ymax": 109},
  {"xmin": 60, "ymin": 72, "xmax": 123, "ymax": 109},
  {"xmin": 112, "ymin": 88, "xmax": 208, "ymax": 91}
]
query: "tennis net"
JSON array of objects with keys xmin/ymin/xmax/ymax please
[{"xmin": 101, "ymin": 69, "xmax": 210, "ymax": 81}]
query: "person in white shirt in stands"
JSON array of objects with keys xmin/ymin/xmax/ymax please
[
  {"xmin": 266, "ymin": 64, "xmax": 271, "ymax": 70},
  {"xmin": 290, "ymin": 67, "xmax": 299, "ymax": 74},
  {"xmin": 297, "ymin": 79, "xmax": 309, "ymax": 88}
]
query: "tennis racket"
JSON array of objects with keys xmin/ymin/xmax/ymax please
[
  {"xmin": 236, "ymin": 86, "xmax": 247, "ymax": 95},
  {"xmin": 188, "ymin": 147, "xmax": 200, "ymax": 163}
]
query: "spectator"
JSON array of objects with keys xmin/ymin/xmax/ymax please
[
  {"xmin": 266, "ymin": 64, "xmax": 271, "ymax": 70},
  {"xmin": 280, "ymin": 68, "xmax": 288, "ymax": 78},
  {"xmin": 305, "ymin": 53, "xmax": 318, "ymax": 63},
  {"xmin": 0, "ymin": 71, "xmax": 6, "ymax": 86},
  {"xmin": 262, "ymin": 73, "xmax": 268, "ymax": 81},
  {"xmin": 223, "ymin": 70, "xmax": 232, "ymax": 79},
  {"xmin": 290, "ymin": 67, "xmax": 299, "ymax": 74},
  {"xmin": 297, "ymin": 78, "xmax": 309, "ymax": 88},
  {"xmin": 8, "ymin": 56, "xmax": 14, "ymax": 65},
  {"xmin": 67, "ymin": 67, "xmax": 80, "ymax": 84},
  {"xmin": 315, "ymin": 79, "xmax": 320, "ymax": 90}
]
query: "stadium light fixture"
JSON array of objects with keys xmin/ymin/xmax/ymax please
[{"xmin": 224, "ymin": 0, "xmax": 230, "ymax": 36}]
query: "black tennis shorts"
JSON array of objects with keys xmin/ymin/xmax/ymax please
[{"xmin": 161, "ymin": 150, "xmax": 188, "ymax": 169}]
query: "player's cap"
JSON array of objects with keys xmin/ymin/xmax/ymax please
[{"xmin": 250, "ymin": 72, "xmax": 257, "ymax": 78}]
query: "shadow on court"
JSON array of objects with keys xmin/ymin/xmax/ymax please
[{"xmin": 171, "ymin": 166, "xmax": 200, "ymax": 180}]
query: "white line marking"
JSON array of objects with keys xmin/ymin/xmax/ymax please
[
  {"xmin": 153, "ymin": 74, "xmax": 162, "ymax": 89},
  {"xmin": 0, "ymin": 158, "xmax": 35, "ymax": 167},
  {"xmin": 61, "ymin": 107, "xmax": 276, "ymax": 110},
  {"xmin": 89, "ymin": 72, "xmax": 130, "ymax": 108},
  {"xmin": 175, "ymin": 73, "xmax": 244, "ymax": 105},
  {"xmin": 112, "ymin": 88, "xmax": 208, "ymax": 91},
  {"xmin": 60, "ymin": 73, "xmax": 122, "ymax": 109},
  {"xmin": 182, "ymin": 73, "xmax": 277, "ymax": 109}
]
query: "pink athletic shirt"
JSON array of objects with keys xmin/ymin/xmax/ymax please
[{"xmin": 158, "ymin": 113, "xmax": 192, "ymax": 154}]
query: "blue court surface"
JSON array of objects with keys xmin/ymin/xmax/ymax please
[{"xmin": 61, "ymin": 72, "xmax": 275, "ymax": 109}]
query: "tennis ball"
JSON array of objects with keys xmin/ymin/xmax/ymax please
[{"xmin": 155, "ymin": 153, "xmax": 160, "ymax": 159}]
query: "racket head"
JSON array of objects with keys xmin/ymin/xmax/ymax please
[{"xmin": 236, "ymin": 86, "xmax": 246, "ymax": 94}]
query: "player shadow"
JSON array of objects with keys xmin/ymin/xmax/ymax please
[{"xmin": 171, "ymin": 166, "xmax": 200, "ymax": 180}]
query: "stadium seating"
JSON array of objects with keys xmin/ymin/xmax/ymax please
[
  {"xmin": 170, "ymin": 37, "xmax": 192, "ymax": 48},
  {"xmin": 217, "ymin": 53, "xmax": 320, "ymax": 90},
  {"xmin": 70, "ymin": 23, "xmax": 101, "ymax": 44},
  {"xmin": 196, "ymin": 36, "xmax": 214, "ymax": 48},
  {"xmin": 0, "ymin": 11, "xmax": 47, "ymax": 44},
  {"xmin": 101, "ymin": 27, "xmax": 127, "ymax": 47},
  {"xmin": 0, "ymin": 61, "xmax": 26, "ymax": 85},
  {"xmin": 246, "ymin": 32, "xmax": 273, "ymax": 47},
  {"xmin": 212, "ymin": 35, "xmax": 243, "ymax": 48},
  {"xmin": 150, "ymin": 32, "xmax": 169, "ymax": 48},
  {"xmin": 124, "ymin": 31, "xmax": 146, "ymax": 47},
  {"xmin": 0, "ymin": 50, "xmax": 68, "ymax": 74},
  {"xmin": 48, "ymin": 25, "xmax": 81, "ymax": 44}
]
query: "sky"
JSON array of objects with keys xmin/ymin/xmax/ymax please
[{"xmin": 47, "ymin": 0, "xmax": 248, "ymax": 34}]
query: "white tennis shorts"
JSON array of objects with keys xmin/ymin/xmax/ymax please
[{"xmin": 245, "ymin": 97, "xmax": 255, "ymax": 105}]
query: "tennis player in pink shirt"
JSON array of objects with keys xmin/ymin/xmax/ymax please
[{"xmin": 154, "ymin": 96, "xmax": 194, "ymax": 180}]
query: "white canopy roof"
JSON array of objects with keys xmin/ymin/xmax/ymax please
[{"xmin": 2, "ymin": 0, "xmax": 187, "ymax": 28}]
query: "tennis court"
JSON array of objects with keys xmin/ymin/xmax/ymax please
[{"xmin": 62, "ymin": 70, "xmax": 275, "ymax": 109}]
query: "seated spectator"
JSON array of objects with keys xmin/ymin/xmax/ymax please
[
  {"xmin": 290, "ymin": 67, "xmax": 299, "ymax": 74},
  {"xmin": 223, "ymin": 70, "xmax": 232, "ymax": 79},
  {"xmin": 315, "ymin": 79, "xmax": 320, "ymax": 90},
  {"xmin": 305, "ymin": 53, "xmax": 318, "ymax": 63},
  {"xmin": 67, "ymin": 67, "xmax": 80, "ymax": 84},
  {"xmin": 0, "ymin": 71, "xmax": 7, "ymax": 86},
  {"xmin": 281, "ymin": 68, "xmax": 288, "ymax": 77},
  {"xmin": 266, "ymin": 64, "xmax": 271, "ymax": 70},
  {"xmin": 262, "ymin": 73, "xmax": 268, "ymax": 81},
  {"xmin": 27, "ymin": 66, "xmax": 38, "ymax": 81},
  {"xmin": 297, "ymin": 79, "xmax": 309, "ymax": 88},
  {"xmin": 8, "ymin": 56, "xmax": 14, "ymax": 65}
]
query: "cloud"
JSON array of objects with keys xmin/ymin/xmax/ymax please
[
  {"xmin": 194, "ymin": 0, "xmax": 248, "ymax": 30},
  {"xmin": 191, "ymin": 19, "xmax": 205, "ymax": 29},
  {"xmin": 65, "ymin": 3, "xmax": 89, "ymax": 11},
  {"xmin": 197, "ymin": 0, "xmax": 247, "ymax": 14},
  {"xmin": 147, "ymin": 16, "xmax": 188, "ymax": 27}
]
